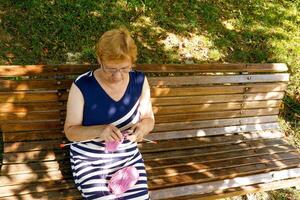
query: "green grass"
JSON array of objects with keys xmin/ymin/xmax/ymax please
[
  {"xmin": 0, "ymin": 0, "xmax": 300, "ymax": 199},
  {"xmin": 222, "ymin": 187, "xmax": 300, "ymax": 200}
]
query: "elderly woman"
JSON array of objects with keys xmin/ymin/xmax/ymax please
[{"xmin": 64, "ymin": 27, "xmax": 155, "ymax": 200}]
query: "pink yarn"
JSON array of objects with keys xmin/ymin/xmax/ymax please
[
  {"xmin": 105, "ymin": 131, "xmax": 129, "ymax": 153},
  {"xmin": 105, "ymin": 136, "xmax": 124, "ymax": 152},
  {"xmin": 108, "ymin": 166, "xmax": 139, "ymax": 196}
]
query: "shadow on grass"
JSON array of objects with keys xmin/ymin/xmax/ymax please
[{"xmin": 0, "ymin": 0, "xmax": 296, "ymax": 64}]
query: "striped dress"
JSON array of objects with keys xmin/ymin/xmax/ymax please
[{"xmin": 70, "ymin": 70, "xmax": 150, "ymax": 200}]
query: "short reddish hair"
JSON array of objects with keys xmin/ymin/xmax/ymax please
[{"xmin": 95, "ymin": 27, "xmax": 137, "ymax": 63}]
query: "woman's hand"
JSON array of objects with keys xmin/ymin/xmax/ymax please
[
  {"xmin": 126, "ymin": 122, "xmax": 146, "ymax": 142},
  {"xmin": 100, "ymin": 125, "xmax": 123, "ymax": 142}
]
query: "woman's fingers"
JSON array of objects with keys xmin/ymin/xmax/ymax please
[
  {"xmin": 110, "ymin": 126, "xmax": 123, "ymax": 141},
  {"xmin": 108, "ymin": 132, "xmax": 119, "ymax": 141},
  {"xmin": 127, "ymin": 131, "xmax": 143, "ymax": 142},
  {"xmin": 127, "ymin": 134, "xmax": 137, "ymax": 142},
  {"xmin": 115, "ymin": 130, "xmax": 123, "ymax": 141},
  {"xmin": 129, "ymin": 124, "xmax": 137, "ymax": 132},
  {"xmin": 114, "ymin": 132, "xmax": 123, "ymax": 141},
  {"xmin": 108, "ymin": 135, "xmax": 115, "ymax": 142}
]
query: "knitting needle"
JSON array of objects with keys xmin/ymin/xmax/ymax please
[
  {"xmin": 124, "ymin": 129, "xmax": 157, "ymax": 144},
  {"xmin": 60, "ymin": 134, "xmax": 156, "ymax": 148},
  {"xmin": 142, "ymin": 138, "xmax": 157, "ymax": 144}
]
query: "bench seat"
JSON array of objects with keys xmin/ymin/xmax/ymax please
[{"xmin": 1, "ymin": 130, "xmax": 300, "ymax": 199}]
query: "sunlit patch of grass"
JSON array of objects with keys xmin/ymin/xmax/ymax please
[{"xmin": 267, "ymin": 188, "xmax": 300, "ymax": 200}]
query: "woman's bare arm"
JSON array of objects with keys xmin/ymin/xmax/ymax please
[
  {"xmin": 138, "ymin": 76, "xmax": 155, "ymax": 135},
  {"xmin": 127, "ymin": 76, "xmax": 155, "ymax": 141},
  {"xmin": 64, "ymin": 83, "xmax": 122, "ymax": 142}
]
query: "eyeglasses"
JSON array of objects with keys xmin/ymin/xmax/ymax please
[{"xmin": 101, "ymin": 63, "xmax": 132, "ymax": 74}]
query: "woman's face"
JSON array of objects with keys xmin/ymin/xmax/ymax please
[{"xmin": 99, "ymin": 58, "xmax": 132, "ymax": 83}]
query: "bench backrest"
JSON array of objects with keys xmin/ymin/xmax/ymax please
[{"xmin": 0, "ymin": 63, "xmax": 289, "ymax": 198}]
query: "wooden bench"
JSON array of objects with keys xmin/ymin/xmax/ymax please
[{"xmin": 1, "ymin": 63, "xmax": 300, "ymax": 200}]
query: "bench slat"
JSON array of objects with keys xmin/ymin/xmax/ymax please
[
  {"xmin": 0, "ymin": 111, "xmax": 62, "ymax": 121},
  {"xmin": 0, "ymin": 64, "xmax": 93, "ymax": 77},
  {"xmin": 1, "ymin": 121, "xmax": 62, "ymax": 132},
  {"xmin": 151, "ymin": 82, "xmax": 287, "ymax": 96},
  {"xmin": 0, "ymin": 91, "xmax": 67, "ymax": 103},
  {"xmin": 0, "ymin": 79, "xmax": 73, "ymax": 91},
  {"xmin": 167, "ymin": 177, "xmax": 300, "ymax": 200},
  {"xmin": 1, "ymin": 160, "xmax": 69, "ymax": 175},
  {"xmin": 153, "ymin": 100, "xmax": 281, "ymax": 114},
  {"xmin": 0, "ymin": 63, "xmax": 288, "ymax": 77},
  {"xmin": 1, "ymin": 188, "xmax": 80, "ymax": 200},
  {"xmin": 136, "ymin": 63, "xmax": 289, "ymax": 73},
  {"xmin": 0, "ymin": 169, "xmax": 72, "ymax": 187},
  {"xmin": 0, "ymin": 102, "xmax": 65, "ymax": 112},
  {"xmin": 154, "ymin": 108, "xmax": 280, "ymax": 123},
  {"xmin": 3, "ymin": 130, "xmax": 64, "ymax": 142},
  {"xmin": 152, "ymin": 92, "xmax": 285, "ymax": 106},
  {"xmin": 4, "ymin": 140, "xmax": 65, "ymax": 153},
  {"xmin": 148, "ymin": 122, "xmax": 280, "ymax": 141},
  {"xmin": 2, "ymin": 149, "xmax": 68, "ymax": 164},
  {"xmin": 153, "ymin": 115, "xmax": 279, "ymax": 132},
  {"xmin": 0, "ymin": 180, "xmax": 78, "ymax": 199},
  {"xmin": 148, "ymin": 74, "xmax": 289, "ymax": 86}
]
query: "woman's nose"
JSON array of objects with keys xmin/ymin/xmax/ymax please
[{"xmin": 112, "ymin": 71, "xmax": 122, "ymax": 79}]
